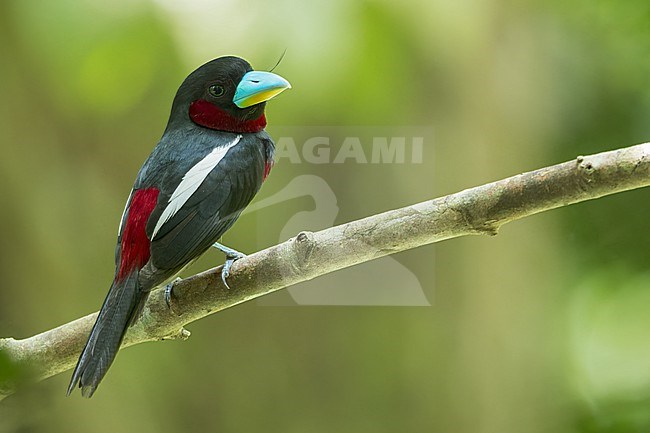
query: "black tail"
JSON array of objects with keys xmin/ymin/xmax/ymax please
[{"xmin": 67, "ymin": 271, "xmax": 143, "ymax": 397}]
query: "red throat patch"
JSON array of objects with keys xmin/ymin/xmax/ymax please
[
  {"xmin": 189, "ymin": 99, "xmax": 267, "ymax": 133},
  {"xmin": 117, "ymin": 188, "xmax": 159, "ymax": 280}
]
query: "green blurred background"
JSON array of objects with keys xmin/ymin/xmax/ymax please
[{"xmin": 1, "ymin": 0, "xmax": 649, "ymax": 431}]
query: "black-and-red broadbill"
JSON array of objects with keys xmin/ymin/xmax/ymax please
[{"xmin": 67, "ymin": 56, "xmax": 291, "ymax": 397}]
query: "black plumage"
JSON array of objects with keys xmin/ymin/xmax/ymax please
[{"xmin": 68, "ymin": 56, "xmax": 289, "ymax": 397}]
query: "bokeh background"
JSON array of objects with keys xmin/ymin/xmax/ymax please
[{"xmin": 1, "ymin": 0, "xmax": 649, "ymax": 432}]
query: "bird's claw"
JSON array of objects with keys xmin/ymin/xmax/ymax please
[
  {"xmin": 164, "ymin": 277, "xmax": 183, "ymax": 314},
  {"xmin": 220, "ymin": 250, "xmax": 246, "ymax": 290},
  {"xmin": 212, "ymin": 242, "xmax": 246, "ymax": 289}
]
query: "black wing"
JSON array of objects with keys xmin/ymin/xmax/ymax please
[{"xmin": 146, "ymin": 134, "xmax": 268, "ymax": 274}]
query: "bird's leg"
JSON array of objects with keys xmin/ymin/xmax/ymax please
[
  {"xmin": 164, "ymin": 277, "xmax": 183, "ymax": 312},
  {"xmin": 212, "ymin": 242, "xmax": 246, "ymax": 289}
]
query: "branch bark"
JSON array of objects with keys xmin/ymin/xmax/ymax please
[{"xmin": 1, "ymin": 142, "xmax": 650, "ymax": 400}]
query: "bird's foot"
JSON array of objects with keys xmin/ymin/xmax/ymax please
[
  {"xmin": 164, "ymin": 277, "xmax": 183, "ymax": 313},
  {"xmin": 212, "ymin": 242, "xmax": 246, "ymax": 289}
]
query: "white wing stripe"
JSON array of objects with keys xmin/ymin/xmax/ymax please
[
  {"xmin": 151, "ymin": 135, "xmax": 242, "ymax": 239},
  {"xmin": 118, "ymin": 189, "xmax": 134, "ymax": 235}
]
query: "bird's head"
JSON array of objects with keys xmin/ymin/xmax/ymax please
[{"xmin": 168, "ymin": 56, "xmax": 291, "ymax": 133}]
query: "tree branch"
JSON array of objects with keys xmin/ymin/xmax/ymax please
[{"xmin": 2, "ymin": 142, "xmax": 649, "ymax": 400}]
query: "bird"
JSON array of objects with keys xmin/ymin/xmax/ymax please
[{"xmin": 67, "ymin": 56, "xmax": 291, "ymax": 397}]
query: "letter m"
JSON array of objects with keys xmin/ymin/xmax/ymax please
[{"xmin": 371, "ymin": 137, "xmax": 406, "ymax": 163}]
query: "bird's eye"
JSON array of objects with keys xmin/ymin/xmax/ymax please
[{"xmin": 208, "ymin": 85, "xmax": 225, "ymax": 97}]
